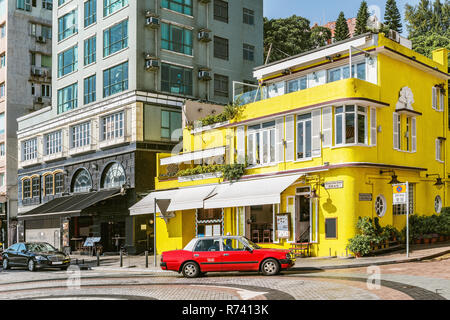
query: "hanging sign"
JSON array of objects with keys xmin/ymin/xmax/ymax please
[
  {"xmin": 276, "ymin": 213, "xmax": 290, "ymax": 239},
  {"xmin": 393, "ymin": 183, "xmax": 408, "ymax": 205}
]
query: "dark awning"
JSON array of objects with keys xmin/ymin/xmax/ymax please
[{"xmin": 18, "ymin": 189, "xmax": 122, "ymax": 220}]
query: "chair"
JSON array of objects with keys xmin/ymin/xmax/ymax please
[
  {"xmin": 252, "ymin": 229, "xmax": 259, "ymax": 243},
  {"xmin": 263, "ymin": 230, "xmax": 271, "ymax": 243}
]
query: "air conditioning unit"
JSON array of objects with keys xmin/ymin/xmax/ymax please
[
  {"xmin": 198, "ymin": 30, "xmax": 211, "ymax": 42},
  {"xmin": 198, "ymin": 70, "xmax": 212, "ymax": 81},
  {"xmin": 145, "ymin": 59, "xmax": 159, "ymax": 71},
  {"xmin": 36, "ymin": 36, "xmax": 46, "ymax": 43},
  {"xmin": 32, "ymin": 68, "xmax": 43, "ymax": 77},
  {"xmin": 388, "ymin": 29, "xmax": 400, "ymax": 43},
  {"xmin": 35, "ymin": 97, "xmax": 43, "ymax": 104},
  {"xmin": 145, "ymin": 17, "xmax": 160, "ymax": 28}
]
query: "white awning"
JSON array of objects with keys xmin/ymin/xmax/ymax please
[
  {"xmin": 160, "ymin": 147, "xmax": 226, "ymax": 165},
  {"xmin": 129, "ymin": 185, "xmax": 217, "ymax": 216},
  {"xmin": 203, "ymin": 174, "xmax": 303, "ymax": 209}
]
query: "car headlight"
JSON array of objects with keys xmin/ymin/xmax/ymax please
[{"xmin": 35, "ymin": 255, "xmax": 47, "ymax": 261}]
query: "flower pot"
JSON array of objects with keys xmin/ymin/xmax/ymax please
[
  {"xmin": 414, "ymin": 239, "xmax": 422, "ymax": 245},
  {"xmin": 354, "ymin": 252, "xmax": 361, "ymax": 258},
  {"xmin": 431, "ymin": 237, "xmax": 438, "ymax": 244},
  {"xmin": 423, "ymin": 238, "xmax": 430, "ymax": 244},
  {"xmin": 439, "ymin": 236, "xmax": 445, "ymax": 242}
]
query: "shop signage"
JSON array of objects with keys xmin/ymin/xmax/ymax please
[
  {"xmin": 393, "ymin": 183, "xmax": 408, "ymax": 204},
  {"xmin": 276, "ymin": 213, "xmax": 290, "ymax": 239},
  {"xmin": 359, "ymin": 193, "xmax": 373, "ymax": 201},
  {"xmin": 323, "ymin": 181, "xmax": 344, "ymax": 189}
]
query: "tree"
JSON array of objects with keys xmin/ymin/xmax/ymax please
[
  {"xmin": 405, "ymin": 0, "xmax": 433, "ymax": 38},
  {"xmin": 384, "ymin": 0, "xmax": 403, "ymax": 33},
  {"xmin": 334, "ymin": 12, "xmax": 350, "ymax": 42},
  {"xmin": 310, "ymin": 26, "xmax": 332, "ymax": 48},
  {"xmin": 263, "ymin": 15, "xmax": 312, "ymax": 63},
  {"xmin": 355, "ymin": 1, "xmax": 370, "ymax": 35}
]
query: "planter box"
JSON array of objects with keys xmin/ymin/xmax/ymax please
[{"xmin": 178, "ymin": 172, "xmax": 223, "ymax": 182}]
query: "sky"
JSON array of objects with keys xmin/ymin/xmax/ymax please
[{"xmin": 263, "ymin": 0, "xmax": 422, "ymax": 35}]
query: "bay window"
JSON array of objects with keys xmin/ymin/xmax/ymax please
[
  {"xmin": 247, "ymin": 121, "xmax": 276, "ymax": 166},
  {"xmin": 335, "ymin": 105, "xmax": 367, "ymax": 146}
]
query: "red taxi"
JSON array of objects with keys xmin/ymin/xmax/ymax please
[{"xmin": 160, "ymin": 236, "xmax": 295, "ymax": 278}]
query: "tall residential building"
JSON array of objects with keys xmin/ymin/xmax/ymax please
[
  {"xmin": 15, "ymin": 0, "xmax": 263, "ymax": 254},
  {"xmin": 0, "ymin": 0, "xmax": 53, "ymax": 248}
]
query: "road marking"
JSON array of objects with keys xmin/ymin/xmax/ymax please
[{"xmin": 191, "ymin": 285, "xmax": 268, "ymax": 300}]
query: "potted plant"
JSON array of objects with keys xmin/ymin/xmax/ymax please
[
  {"xmin": 423, "ymin": 234, "xmax": 432, "ymax": 244},
  {"xmin": 347, "ymin": 234, "xmax": 371, "ymax": 258}
]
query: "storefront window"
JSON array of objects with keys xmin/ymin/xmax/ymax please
[
  {"xmin": 249, "ymin": 205, "xmax": 273, "ymax": 243},
  {"xmin": 197, "ymin": 208, "xmax": 223, "ymax": 237}
]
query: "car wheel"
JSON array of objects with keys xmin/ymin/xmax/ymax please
[
  {"xmin": 27, "ymin": 259, "xmax": 36, "ymax": 272},
  {"xmin": 2, "ymin": 258, "xmax": 9, "ymax": 270},
  {"xmin": 261, "ymin": 258, "xmax": 280, "ymax": 276},
  {"xmin": 182, "ymin": 262, "xmax": 200, "ymax": 278}
]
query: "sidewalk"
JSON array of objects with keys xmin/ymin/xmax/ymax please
[{"xmin": 69, "ymin": 242, "xmax": 450, "ymax": 274}]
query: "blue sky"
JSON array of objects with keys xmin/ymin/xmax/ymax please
[{"xmin": 263, "ymin": 0, "xmax": 421, "ymax": 35}]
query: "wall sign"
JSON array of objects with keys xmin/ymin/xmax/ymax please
[
  {"xmin": 359, "ymin": 193, "xmax": 373, "ymax": 201},
  {"xmin": 393, "ymin": 183, "xmax": 408, "ymax": 205},
  {"xmin": 323, "ymin": 181, "xmax": 344, "ymax": 189},
  {"xmin": 276, "ymin": 213, "xmax": 290, "ymax": 239}
]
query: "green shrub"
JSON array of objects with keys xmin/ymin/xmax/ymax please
[{"xmin": 347, "ymin": 235, "xmax": 372, "ymax": 256}]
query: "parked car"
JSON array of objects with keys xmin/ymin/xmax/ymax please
[
  {"xmin": 2, "ymin": 242, "xmax": 71, "ymax": 272},
  {"xmin": 161, "ymin": 236, "xmax": 295, "ymax": 278}
]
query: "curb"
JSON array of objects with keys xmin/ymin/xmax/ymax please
[{"xmin": 290, "ymin": 249, "xmax": 450, "ymax": 271}]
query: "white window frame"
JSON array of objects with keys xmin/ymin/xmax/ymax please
[
  {"xmin": 296, "ymin": 113, "xmax": 312, "ymax": 160},
  {"xmin": 436, "ymin": 138, "xmax": 444, "ymax": 162},
  {"xmin": 22, "ymin": 138, "xmax": 38, "ymax": 161},
  {"xmin": 45, "ymin": 131, "xmax": 62, "ymax": 155},
  {"xmin": 101, "ymin": 111, "xmax": 124, "ymax": 141},
  {"xmin": 71, "ymin": 122, "xmax": 91, "ymax": 149},
  {"xmin": 334, "ymin": 105, "xmax": 368, "ymax": 147},
  {"xmin": 246, "ymin": 121, "xmax": 276, "ymax": 167}
]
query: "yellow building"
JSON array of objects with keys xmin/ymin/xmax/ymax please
[{"xmin": 130, "ymin": 33, "xmax": 449, "ymax": 257}]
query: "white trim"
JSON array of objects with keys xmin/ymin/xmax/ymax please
[{"xmin": 160, "ymin": 147, "xmax": 226, "ymax": 165}]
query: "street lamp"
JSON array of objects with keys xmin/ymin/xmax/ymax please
[
  {"xmin": 380, "ymin": 170, "xmax": 402, "ymax": 185},
  {"xmin": 426, "ymin": 174, "xmax": 444, "ymax": 189}
]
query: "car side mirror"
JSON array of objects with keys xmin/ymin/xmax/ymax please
[{"xmin": 245, "ymin": 247, "xmax": 253, "ymax": 253}]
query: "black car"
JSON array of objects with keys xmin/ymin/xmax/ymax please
[{"xmin": 2, "ymin": 242, "xmax": 71, "ymax": 272}]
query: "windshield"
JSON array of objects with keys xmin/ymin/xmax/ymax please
[
  {"xmin": 26, "ymin": 243, "xmax": 57, "ymax": 253},
  {"xmin": 240, "ymin": 237, "xmax": 262, "ymax": 250}
]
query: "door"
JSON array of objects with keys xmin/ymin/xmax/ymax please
[
  {"xmin": 221, "ymin": 237, "xmax": 260, "ymax": 271},
  {"xmin": 296, "ymin": 194, "xmax": 311, "ymax": 242},
  {"xmin": 192, "ymin": 238, "xmax": 223, "ymax": 272},
  {"xmin": 16, "ymin": 243, "xmax": 29, "ymax": 266},
  {"xmin": 6, "ymin": 243, "xmax": 19, "ymax": 265}
]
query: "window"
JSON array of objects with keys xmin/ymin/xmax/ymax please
[
  {"xmin": 393, "ymin": 113, "xmax": 416, "ymax": 152},
  {"xmin": 17, "ymin": 0, "xmax": 32, "ymax": 11},
  {"xmin": 436, "ymin": 138, "xmax": 444, "ymax": 162},
  {"xmin": 214, "ymin": 0, "xmax": 228, "ymax": 23},
  {"xmin": 103, "ymin": 20, "xmax": 128, "ymax": 57},
  {"xmin": 22, "ymin": 138, "xmax": 37, "ymax": 161},
  {"xmin": 0, "ymin": 24, "xmax": 5, "ymax": 38},
  {"xmin": 57, "ymin": 83, "xmax": 78, "ymax": 114},
  {"xmin": 42, "ymin": 0, "xmax": 52, "ymax": 10},
  {"xmin": 214, "ymin": 74, "xmax": 228, "ymax": 97},
  {"xmin": 0, "ymin": 83, "xmax": 5, "ymax": 98},
  {"xmin": 214, "ymin": 36, "xmax": 228, "ymax": 60},
  {"xmin": 0, "ymin": 112, "xmax": 4, "ymax": 133},
  {"xmin": 161, "ymin": 63, "xmax": 193, "ymax": 96},
  {"xmin": 194, "ymin": 239, "xmax": 221, "ymax": 252},
  {"xmin": 335, "ymin": 105, "xmax": 367, "ymax": 145},
  {"xmin": 84, "ymin": 36, "xmax": 96, "ymax": 65},
  {"xmin": 393, "ymin": 184, "xmax": 414, "ymax": 215},
  {"xmin": 101, "ymin": 162, "xmax": 126, "ymax": 189},
  {"xmin": 55, "ymin": 172, "xmax": 64, "ymax": 194},
  {"xmin": 84, "ymin": 75, "xmax": 96, "ymax": 104},
  {"xmin": 103, "ymin": 61, "xmax": 128, "ymax": 97},
  {"xmin": 58, "ymin": 45, "xmax": 78, "ymax": 77},
  {"xmin": 71, "ymin": 122, "xmax": 91, "ymax": 148},
  {"xmin": 327, "ymin": 62, "xmax": 366, "ymax": 83},
  {"xmin": 435, "ymin": 195, "xmax": 442, "ymax": 214},
  {"xmin": 103, "ymin": 0, "xmax": 128, "ymax": 17},
  {"xmin": 243, "ymin": 44, "xmax": 254, "ymax": 61},
  {"xmin": 249, "ymin": 205, "xmax": 274, "ymax": 243},
  {"xmin": 375, "ymin": 195, "xmax": 387, "ymax": 217},
  {"xmin": 243, "ymin": 8, "xmax": 254, "ymax": 25},
  {"xmin": 247, "ymin": 121, "xmax": 276, "ymax": 166},
  {"xmin": 297, "ymin": 113, "xmax": 312, "ymax": 160},
  {"xmin": 72, "ymin": 169, "xmax": 92, "ymax": 193},
  {"xmin": 41, "ymin": 55, "xmax": 52, "ymax": 68},
  {"xmin": 30, "ymin": 22, "xmax": 37, "ymax": 36},
  {"xmin": 161, "ymin": 110, "xmax": 182, "ymax": 140},
  {"xmin": 101, "ymin": 111, "xmax": 124, "ymax": 141},
  {"xmin": 0, "ymin": 54, "xmax": 5, "ymax": 68},
  {"xmin": 45, "ymin": 131, "xmax": 62, "ymax": 155},
  {"xmin": 32, "ymin": 176, "xmax": 40, "ymax": 198},
  {"xmin": 58, "ymin": 0, "xmax": 65, "ymax": 6},
  {"xmin": 287, "ymin": 77, "xmax": 307, "ymax": 93},
  {"xmin": 0, "ymin": 143, "xmax": 4, "ymax": 156},
  {"xmin": 0, "ymin": 0, "xmax": 5, "ymax": 16},
  {"xmin": 161, "ymin": 23, "xmax": 193, "ymax": 55},
  {"xmin": 325, "ymin": 218, "xmax": 337, "ymax": 239},
  {"xmin": 44, "ymin": 174, "xmax": 53, "ymax": 196},
  {"xmin": 84, "ymin": 0, "xmax": 97, "ymax": 27},
  {"xmin": 42, "ymin": 84, "xmax": 51, "ymax": 97},
  {"xmin": 162, "ymin": 0, "xmax": 192, "ymax": 16},
  {"xmin": 42, "ymin": 26, "xmax": 52, "ymax": 39},
  {"xmin": 0, "ymin": 173, "xmax": 4, "ymax": 187},
  {"xmin": 23, "ymin": 178, "xmax": 31, "ymax": 199},
  {"xmin": 58, "ymin": 9, "xmax": 78, "ymax": 41}
]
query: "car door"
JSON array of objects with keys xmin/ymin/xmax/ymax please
[
  {"xmin": 6, "ymin": 244, "xmax": 19, "ymax": 265},
  {"xmin": 221, "ymin": 238, "xmax": 260, "ymax": 271},
  {"xmin": 192, "ymin": 238, "xmax": 223, "ymax": 272},
  {"xmin": 16, "ymin": 243, "xmax": 29, "ymax": 266}
]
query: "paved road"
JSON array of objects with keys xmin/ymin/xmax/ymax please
[{"xmin": 0, "ymin": 255, "xmax": 448, "ymax": 300}]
